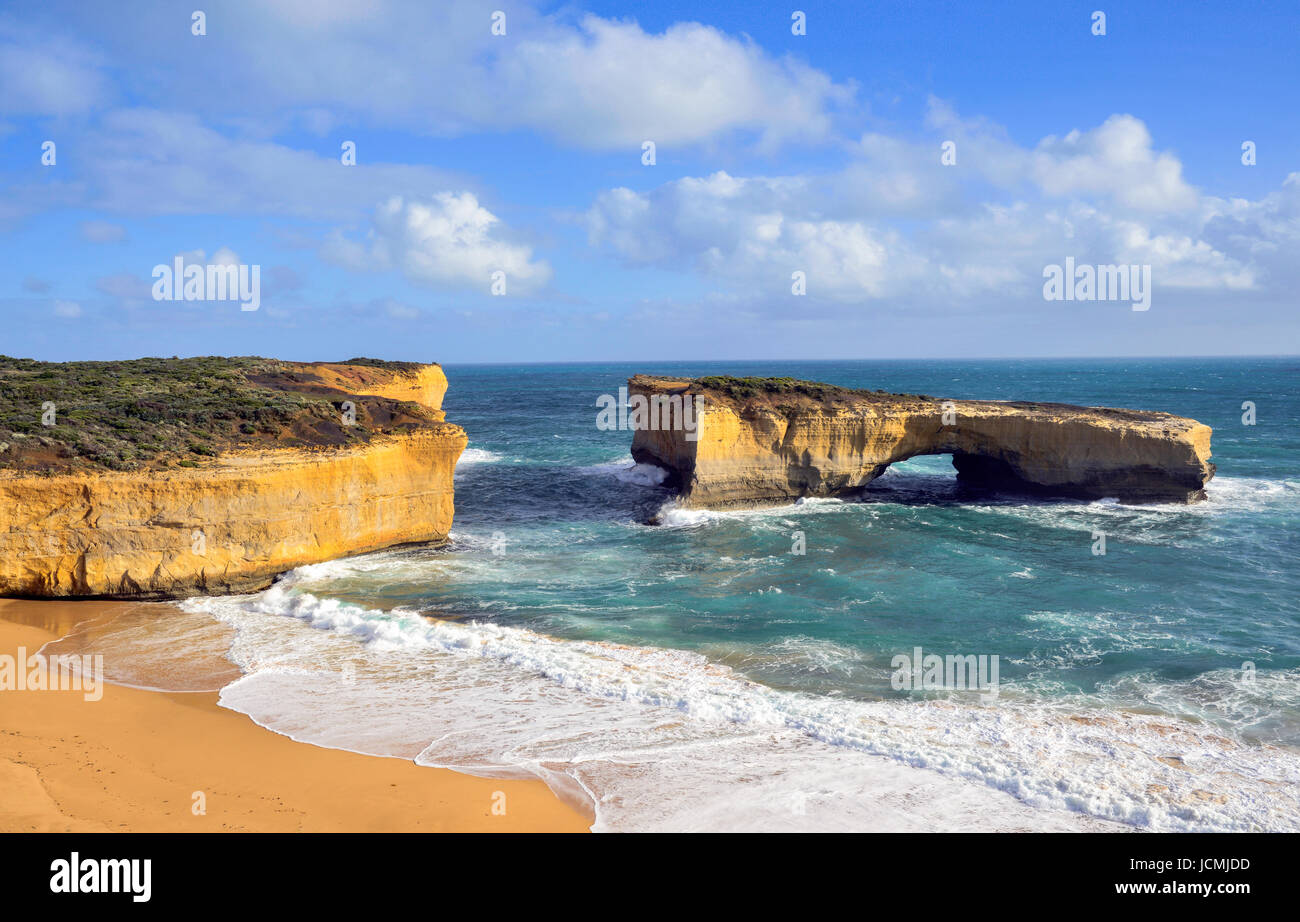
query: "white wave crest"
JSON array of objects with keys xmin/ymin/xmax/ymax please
[
  {"xmin": 583, "ymin": 456, "xmax": 669, "ymax": 486},
  {"xmin": 457, "ymin": 447, "xmax": 504, "ymax": 466},
  {"xmin": 182, "ymin": 582, "xmax": 1300, "ymax": 833}
]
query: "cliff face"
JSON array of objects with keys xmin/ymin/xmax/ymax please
[
  {"xmin": 0, "ymin": 360, "xmax": 465, "ymax": 599},
  {"xmin": 629, "ymin": 376, "xmax": 1214, "ymax": 508}
]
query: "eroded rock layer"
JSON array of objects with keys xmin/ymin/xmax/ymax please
[
  {"xmin": 628, "ymin": 375, "xmax": 1214, "ymax": 508},
  {"xmin": 0, "ymin": 360, "xmax": 465, "ymax": 599}
]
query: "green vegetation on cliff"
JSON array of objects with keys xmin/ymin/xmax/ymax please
[
  {"xmin": 0, "ymin": 355, "xmax": 437, "ymax": 474},
  {"xmin": 690, "ymin": 375, "xmax": 932, "ymax": 405}
]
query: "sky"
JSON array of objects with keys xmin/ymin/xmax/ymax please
[{"xmin": 1, "ymin": 0, "xmax": 1297, "ymax": 364}]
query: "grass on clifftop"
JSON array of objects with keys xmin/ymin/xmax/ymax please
[
  {"xmin": 691, "ymin": 375, "xmax": 931, "ymax": 404},
  {"xmin": 683, "ymin": 375, "xmax": 1172, "ymax": 423},
  {"xmin": 0, "ymin": 355, "xmax": 437, "ymax": 474}
]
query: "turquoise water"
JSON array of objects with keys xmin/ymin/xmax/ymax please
[
  {"xmin": 179, "ymin": 357, "xmax": 1300, "ymax": 831},
  {"xmin": 331, "ymin": 359, "xmax": 1299, "ymax": 734}
]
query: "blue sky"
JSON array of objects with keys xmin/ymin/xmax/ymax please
[{"xmin": 2, "ymin": 0, "xmax": 1297, "ymax": 363}]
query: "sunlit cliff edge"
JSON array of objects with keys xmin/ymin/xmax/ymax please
[
  {"xmin": 628, "ymin": 375, "xmax": 1214, "ymax": 509},
  {"xmin": 0, "ymin": 358, "xmax": 465, "ymax": 599}
]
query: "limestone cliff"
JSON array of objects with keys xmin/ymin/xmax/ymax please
[
  {"xmin": 0, "ymin": 359, "xmax": 465, "ymax": 599},
  {"xmin": 628, "ymin": 375, "xmax": 1214, "ymax": 508},
  {"xmin": 250, "ymin": 360, "xmax": 451, "ymax": 422}
]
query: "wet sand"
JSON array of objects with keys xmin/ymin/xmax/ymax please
[{"xmin": 0, "ymin": 600, "xmax": 590, "ymax": 832}]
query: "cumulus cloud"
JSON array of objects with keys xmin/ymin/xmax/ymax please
[
  {"xmin": 1029, "ymin": 115, "xmax": 1198, "ymax": 212},
  {"xmin": 323, "ymin": 194, "xmax": 552, "ymax": 294},
  {"xmin": 1198, "ymin": 173, "xmax": 1300, "ymax": 289},
  {"xmin": 20, "ymin": 1, "xmax": 851, "ymax": 151},
  {"xmin": 586, "ymin": 171, "xmax": 927, "ymax": 300},
  {"xmin": 585, "ymin": 114, "xmax": 1283, "ymax": 305},
  {"xmin": 924, "ymin": 101, "xmax": 1199, "ymax": 212},
  {"xmin": 210, "ymin": 247, "xmax": 241, "ymax": 267},
  {"xmin": 495, "ymin": 17, "xmax": 851, "ymax": 148}
]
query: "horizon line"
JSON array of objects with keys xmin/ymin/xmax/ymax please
[{"xmin": 4, "ymin": 352, "xmax": 1297, "ymax": 366}]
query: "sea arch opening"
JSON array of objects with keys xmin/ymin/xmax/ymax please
[{"xmin": 862, "ymin": 451, "xmax": 960, "ymax": 501}]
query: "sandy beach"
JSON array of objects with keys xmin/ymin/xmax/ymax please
[{"xmin": 0, "ymin": 600, "xmax": 590, "ymax": 833}]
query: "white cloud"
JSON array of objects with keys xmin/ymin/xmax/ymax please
[
  {"xmin": 323, "ymin": 194, "xmax": 552, "ymax": 294},
  {"xmin": 25, "ymin": 1, "xmax": 851, "ymax": 151},
  {"xmin": 1030, "ymin": 115, "xmax": 1198, "ymax": 212},
  {"xmin": 495, "ymin": 16, "xmax": 851, "ymax": 148},
  {"xmin": 211, "ymin": 247, "xmax": 241, "ymax": 267},
  {"xmin": 585, "ymin": 114, "xmax": 1283, "ymax": 305},
  {"xmin": 52, "ymin": 299, "xmax": 81, "ymax": 318},
  {"xmin": 586, "ymin": 171, "xmax": 930, "ymax": 301},
  {"xmin": 924, "ymin": 102, "xmax": 1199, "ymax": 212}
]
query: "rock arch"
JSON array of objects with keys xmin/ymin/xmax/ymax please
[{"xmin": 628, "ymin": 376, "xmax": 1214, "ymax": 508}]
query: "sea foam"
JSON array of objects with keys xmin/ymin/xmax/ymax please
[
  {"xmin": 180, "ymin": 572, "xmax": 1300, "ymax": 833},
  {"xmin": 457, "ymin": 447, "xmax": 504, "ymax": 466},
  {"xmin": 582, "ymin": 456, "xmax": 670, "ymax": 486}
]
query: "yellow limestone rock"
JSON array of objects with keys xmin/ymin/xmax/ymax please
[
  {"xmin": 0, "ymin": 362, "xmax": 466, "ymax": 599},
  {"xmin": 628, "ymin": 375, "xmax": 1214, "ymax": 509},
  {"xmin": 277, "ymin": 360, "xmax": 451, "ymax": 417}
]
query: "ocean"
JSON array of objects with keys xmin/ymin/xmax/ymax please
[{"xmin": 69, "ymin": 358, "xmax": 1300, "ymax": 831}]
